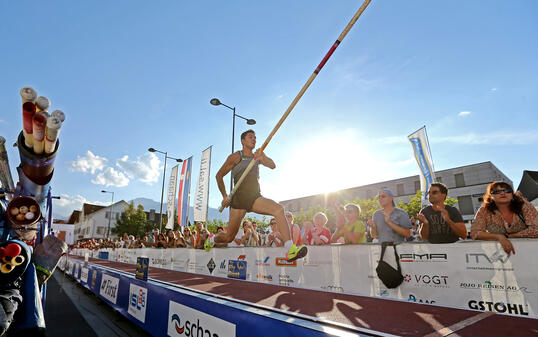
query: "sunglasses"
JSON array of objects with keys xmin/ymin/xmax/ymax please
[
  {"xmin": 427, "ymin": 190, "xmax": 441, "ymax": 195},
  {"xmin": 491, "ymin": 188, "xmax": 512, "ymax": 195}
]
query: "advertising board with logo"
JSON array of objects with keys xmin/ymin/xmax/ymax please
[
  {"xmin": 72, "ymin": 240, "xmax": 538, "ymax": 319},
  {"xmin": 128, "ymin": 283, "xmax": 148, "ymax": 323},
  {"xmin": 168, "ymin": 300, "xmax": 236, "ymax": 337},
  {"xmin": 80, "ymin": 267, "xmax": 89, "ymax": 283},
  {"xmin": 136, "ymin": 257, "xmax": 149, "ymax": 281},
  {"xmin": 100, "ymin": 274, "xmax": 120, "ymax": 304}
]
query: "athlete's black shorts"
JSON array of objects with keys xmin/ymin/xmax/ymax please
[{"xmin": 231, "ymin": 189, "xmax": 262, "ymax": 212}]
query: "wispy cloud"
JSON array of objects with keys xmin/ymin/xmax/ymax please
[
  {"xmin": 53, "ymin": 194, "xmax": 108, "ymax": 218},
  {"xmin": 91, "ymin": 167, "xmax": 129, "ymax": 187},
  {"xmin": 431, "ymin": 131, "xmax": 538, "ymax": 145},
  {"xmin": 458, "ymin": 111, "xmax": 472, "ymax": 117},
  {"xmin": 116, "ymin": 153, "xmax": 161, "ymax": 184},
  {"xmin": 491, "ymin": 88, "xmax": 498, "ymax": 92},
  {"xmin": 70, "ymin": 151, "xmax": 108, "ymax": 174}
]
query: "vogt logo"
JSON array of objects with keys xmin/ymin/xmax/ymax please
[
  {"xmin": 128, "ymin": 283, "xmax": 147, "ymax": 323},
  {"xmin": 168, "ymin": 300, "xmax": 236, "ymax": 336},
  {"xmin": 404, "ymin": 274, "xmax": 449, "ymax": 288},
  {"xmin": 99, "ymin": 274, "xmax": 119, "ymax": 304},
  {"xmin": 255, "ymin": 256, "xmax": 270, "ymax": 266},
  {"xmin": 399, "ymin": 253, "xmax": 447, "ymax": 262},
  {"xmin": 468, "ymin": 300, "xmax": 529, "ymax": 316}
]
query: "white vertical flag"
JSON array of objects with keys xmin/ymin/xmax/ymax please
[
  {"xmin": 193, "ymin": 146, "xmax": 212, "ymax": 222},
  {"xmin": 408, "ymin": 126, "xmax": 436, "ymax": 202},
  {"xmin": 165, "ymin": 165, "xmax": 179, "ymax": 229}
]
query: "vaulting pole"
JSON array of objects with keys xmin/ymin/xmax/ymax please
[{"xmin": 220, "ymin": 0, "xmax": 372, "ymax": 211}]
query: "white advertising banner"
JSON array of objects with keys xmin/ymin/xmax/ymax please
[
  {"xmin": 100, "ymin": 274, "xmax": 120, "ymax": 304},
  {"xmin": 193, "ymin": 146, "xmax": 212, "ymax": 222},
  {"xmin": 167, "ymin": 300, "xmax": 236, "ymax": 337},
  {"xmin": 73, "ymin": 239, "xmax": 538, "ymax": 318},
  {"xmin": 408, "ymin": 126, "xmax": 436, "ymax": 200},
  {"xmin": 128, "ymin": 283, "xmax": 148, "ymax": 323},
  {"xmin": 80, "ymin": 267, "xmax": 89, "ymax": 283},
  {"xmin": 166, "ymin": 165, "xmax": 179, "ymax": 230}
]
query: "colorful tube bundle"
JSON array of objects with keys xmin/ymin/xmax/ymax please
[
  {"xmin": 35, "ymin": 96, "xmax": 50, "ymax": 112},
  {"xmin": 0, "ymin": 243, "xmax": 23, "ymax": 274},
  {"xmin": 32, "ymin": 111, "xmax": 47, "ymax": 155},
  {"xmin": 22, "ymin": 102, "xmax": 36, "ymax": 147},
  {"xmin": 44, "ymin": 116, "xmax": 62, "ymax": 154}
]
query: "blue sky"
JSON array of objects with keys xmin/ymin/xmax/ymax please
[{"xmin": 1, "ymin": 1, "xmax": 537, "ymax": 218}]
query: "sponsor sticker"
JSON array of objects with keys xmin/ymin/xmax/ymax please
[
  {"xmin": 321, "ymin": 285, "xmax": 344, "ymax": 292},
  {"xmin": 207, "ymin": 258, "xmax": 216, "ymax": 274},
  {"xmin": 256, "ymin": 274, "xmax": 273, "ymax": 282},
  {"xmin": 80, "ymin": 267, "xmax": 89, "ymax": 283},
  {"xmin": 279, "ymin": 275, "xmax": 294, "ymax": 286},
  {"xmin": 460, "ymin": 281, "xmax": 532, "ymax": 293},
  {"xmin": 128, "ymin": 283, "xmax": 148, "ymax": 323},
  {"xmin": 99, "ymin": 274, "xmax": 120, "ymax": 304},
  {"xmin": 136, "ymin": 257, "xmax": 149, "ymax": 281},
  {"xmin": 91, "ymin": 269, "xmax": 98, "ymax": 289},
  {"xmin": 399, "ymin": 253, "xmax": 447, "ymax": 263},
  {"xmin": 168, "ymin": 300, "xmax": 236, "ymax": 336},
  {"xmin": 255, "ymin": 256, "xmax": 270, "ymax": 266},
  {"xmin": 275, "ymin": 258, "xmax": 296, "ymax": 267},
  {"xmin": 228, "ymin": 260, "xmax": 247, "ymax": 280},
  {"xmin": 465, "ymin": 251, "xmax": 513, "ymax": 271},
  {"xmin": 408, "ymin": 294, "xmax": 436, "ymax": 304},
  {"xmin": 404, "ymin": 274, "xmax": 449, "ymax": 288}
]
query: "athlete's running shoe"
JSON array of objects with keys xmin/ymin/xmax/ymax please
[
  {"xmin": 286, "ymin": 244, "xmax": 307, "ymax": 262},
  {"xmin": 204, "ymin": 238, "xmax": 214, "ymax": 252}
]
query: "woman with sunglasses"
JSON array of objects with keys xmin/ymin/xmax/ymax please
[
  {"xmin": 471, "ymin": 181, "xmax": 538, "ymax": 254},
  {"xmin": 183, "ymin": 227, "xmax": 195, "ymax": 248}
]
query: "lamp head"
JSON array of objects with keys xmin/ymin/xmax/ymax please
[
  {"xmin": 148, "ymin": 148, "xmax": 156, "ymax": 152},
  {"xmin": 246, "ymin": 119, "xmax": 256, "ymax": 125},
  {"xmin": 210, "ymin": 98, "xmax": 221, "ymax": 106}
]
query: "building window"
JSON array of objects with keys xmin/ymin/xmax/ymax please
[
  {"xmin": 397, "ymin": 184, "xmax": 404, "ymax": 196},
  {"xmin": 116, "ymin": 213, "xmax": 120, "ymax": 220},
  {"xmin": 436, "ymin": 176, "xmax": 443, "ymax": 183},
  {"xmin": 96, "ymin": 227, "xmax": 106, "ymax": 235},
  {"xmin": 455, "ymin": 173, "xmax": 465, "ymax": 187},
  {"xmin": 457, "ymin": 195, "xmax": 474, "ymax": 215},
  {"xmin": 414, "ymin": 180, "xmax": 420, "ymax": 193}
]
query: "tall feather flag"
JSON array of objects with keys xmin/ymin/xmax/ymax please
[
  {"xmin": 408, "ymin": 126, "xmax": 436, "ymax": 203},
  {"xmin": 177, "ymin": 156, "xmax": 193, "ymax": 228},
  {"xmin": 193, "ymin": 146, "xmax": 212, "ymax": 223},
  {"xmin": 165, "ymin": 164, "xmax": 179, "ymax": 230}
]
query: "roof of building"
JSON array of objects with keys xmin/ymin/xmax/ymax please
[
  {"xmin": 82, "ymin": 203, "xmax": 106, "ymax": 216},
  {"xmin": 67, "ymin": 210, "xmax": 81, "ymax": 224}
]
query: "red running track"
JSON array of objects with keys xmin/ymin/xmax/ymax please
[{"xmin": 70, "ymin": 256, "xmax": 538, "ymax": 337}]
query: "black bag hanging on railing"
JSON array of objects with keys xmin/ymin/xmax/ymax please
[{"xmin": 376, "ymin": 242, "xmax": 404, "ymax": 289}]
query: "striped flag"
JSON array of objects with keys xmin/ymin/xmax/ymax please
[
  {"xmin": 408, "ymin": 126, "xmax": 436, "ymax": 202},
  {"xmin": 177, "ymin": 156, "xmax": 193, "ymax": 228}
]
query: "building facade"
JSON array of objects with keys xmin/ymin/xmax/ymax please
[
  {"xmin": 73, "ymin": 201, "xmax": 129, "ymax": 239},
  {"xmin": 279, "ymin": 161, "xmax": 512, "ymax": 222}
]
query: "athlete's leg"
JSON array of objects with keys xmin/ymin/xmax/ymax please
[
  {"xmin": 250, "ymin": 197, "xmax": 291, "ymax": 242},
  {"xmin": 214, "ymin": 208, "xmax": 247, "ymax": 244}
]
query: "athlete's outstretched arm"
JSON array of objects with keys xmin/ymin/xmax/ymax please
[{"xmin": 216, "ymin": 153, "xmax": 240, "ymax": 199}]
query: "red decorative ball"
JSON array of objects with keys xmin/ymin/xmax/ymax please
[{"xmin": 5, "ymin": 243, "xmax": 21, "ymax": 257}]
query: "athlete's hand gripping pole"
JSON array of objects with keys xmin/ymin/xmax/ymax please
[{"xmin": 219, "ymin": 0, "xmax": 372, "ymax": 212}]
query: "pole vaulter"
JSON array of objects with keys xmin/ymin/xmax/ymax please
[{"xmin": 220, "ymin": 0, "xmax": 372, "ymax": 212}]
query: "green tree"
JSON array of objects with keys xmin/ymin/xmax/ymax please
[{"xmin": 112, "ymin": 202, "xmax": 151, "ymax": 237}]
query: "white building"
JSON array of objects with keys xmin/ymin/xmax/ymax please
[
  {"xmin": 73, "ymin": 201, "xmax": 129, "ymax": 239},
  {"xmin": 279, "ymin": 161, "xmax": 512, "ymax": 222}
]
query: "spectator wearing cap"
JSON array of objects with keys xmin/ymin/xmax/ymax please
[
  {"xmin": 369, "ymin": 189, "xmax": 412, "ymax": 243},
  {"xmin": 418, "ymin": 183, "xmax": 467, "ymax": 243}
]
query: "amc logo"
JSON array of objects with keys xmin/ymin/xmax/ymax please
[{"xmin": 399, "ymin": 253, "xmax": 447, "ymax": 262}]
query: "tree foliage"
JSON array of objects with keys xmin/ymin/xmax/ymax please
[{"xmin": 112, "ymin": 202, "xmax": 153, "ymax": 237}]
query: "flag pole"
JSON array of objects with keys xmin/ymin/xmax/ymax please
[{"xmin": 220, "ymin": 0, "xmax": 372, "ymax": 212}]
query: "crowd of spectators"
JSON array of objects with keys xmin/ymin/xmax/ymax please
[{"xmin": 72, "ymin": 181, "xmax": 537, "ymax": 254}]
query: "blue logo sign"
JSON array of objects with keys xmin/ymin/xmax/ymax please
[
  {"xmin": 136, "ymin": 257, "xmax": 149, "ymax": 281},
  {"xmin": 227, "ymin": 260, "xmax": 247, "ymax": 280}
]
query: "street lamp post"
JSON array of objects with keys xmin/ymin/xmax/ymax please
[
  {"xmin": 148, "ymin": 148, "xmax": 182, "ymax": 233},
  {"xmin": 101, "ymin": 190, "xmax": 114, "ymax": 238},
  {"xmin": 210, "ymin": 98, "xmax": 256, "ymax": 191}
]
